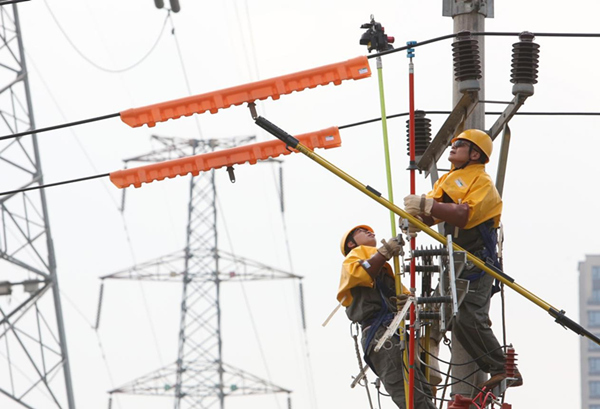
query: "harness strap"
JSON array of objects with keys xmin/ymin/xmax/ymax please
[
  {"xmin": 361, "ymin": 276, "xmax": 395, "ymax": 374},
  {"xmin": 463, "ymin": 223, "xmax": 501, "ymax": 295}
]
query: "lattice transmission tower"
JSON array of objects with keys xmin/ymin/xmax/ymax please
[
  {"xmin": 0, "ymin": 4, "xmax": 76, "ymax": 409},
  {"xmin": 101, "ymin": 134, "xmax": 300, "ymax": 409}
]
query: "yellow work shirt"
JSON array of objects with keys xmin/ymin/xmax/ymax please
[
  {"xmin": 427, "ymin": 163, "xmax": 502, "ymax": 229},
  {"xmin": 337, "ymin": 245, "xmax": 409, "ymax": 307}
]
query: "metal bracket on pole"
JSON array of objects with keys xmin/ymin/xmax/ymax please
[
  {"xmin": 495, "ymin": 125, "xmax": 511, "ymax": 197},
  {"xmin": 417, "ymin": 91, "xmax": 479, "ymax": 176},
  {"xmin": 487, "ymin": 93, "xmax": 529, "ymax": 141}
]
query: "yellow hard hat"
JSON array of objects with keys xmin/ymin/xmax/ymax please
[
  {"xmin": 340, "ymin": 225, "xmax": 374, "ymax": 256},
  {"xmin": 451, "ymin": 129, "xmax": 493, "ymax": 163}
]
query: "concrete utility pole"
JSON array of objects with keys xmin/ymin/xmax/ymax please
[
  {"xmin": 0, "ymin": 5, "xmax": 75, "ymax": 409},
  {"xmin": 443, "ymin": 0, "xmax": 494, "ymax": 399}
]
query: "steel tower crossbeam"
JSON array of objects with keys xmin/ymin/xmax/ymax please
[
  {"xmin": 0, "ymin": 4, "xmax": 75, "ymax": 409},
  {"xmin": 104, "ymin": 135, "xmax": 299, "ymax": 409}
]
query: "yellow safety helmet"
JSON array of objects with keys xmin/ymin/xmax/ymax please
[
  {"xmin": 340, "ymin": 225, "xmax": 374, "ymax": 256},
  {"xmin": 451, "ymin": 129, "xmax": 493, "ymax": 163}
]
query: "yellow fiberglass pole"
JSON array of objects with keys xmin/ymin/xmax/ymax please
[
  {"xmin": 376, "ymin": 55, "xmax": 410, "ymax": 409},
  {"xmin": 253, "ymin": 114, "xmax": 600, "ymax": 346}
]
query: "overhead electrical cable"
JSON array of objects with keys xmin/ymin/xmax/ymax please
[
  {"xmin": 4, "ymin": 108, "xmax": 596, "ymax": 143},
  {"xmin": 24, "ymin": 48, "xmax": 149, "ymax": 409},
  {"xmin": 228, "ymin": 3, "xmax": 318, "ymax": 405},
  {"xmin": 44, "ymin": 0, "xmax": 170, "ymax": 74},
  {"xmin": 2, "ymin": 28, "xmax": 598, "ymax": 140},
  {"xmin": 29, "ymin": 37, "xmax": 167, "ymax": 367},
  {"xmin": 58, "ymin": 289, "xmax": 122, "ymax": 408},
  {"xmin": 368, "ymin": 31, "xmax": 600, "ymax": 59},
  {"xmin": 166, "ymin": 13, "xmax": 204, "ymax": 139},
  {"xmin": 0, "ymin": 113, "xmax": 120, "ymax": 141},
  {"xmin": 0, "ymin": 109, "xmax": 597, "ymax": 197}
]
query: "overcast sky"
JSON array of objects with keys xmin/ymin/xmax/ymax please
[{"xmin": 2, "ymin": 1, "xmax": 600, "ymax": 408}]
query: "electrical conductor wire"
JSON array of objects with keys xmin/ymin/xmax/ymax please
[{"xmin": 44, "ymin": 0, "xmax": 170, "ymax": 74}]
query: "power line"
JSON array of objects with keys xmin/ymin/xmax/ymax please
[
  {"xmin": 0, "ymin": 112, "xmax": 120, "ymax": 141},
  {"xmin": 368, "ymin": 31, "xmax": 600, "ymax": 59},
  {"xmin": 0, "ymin": 173, "xmax": 109, "ymax": 197},
  {"xmin": 338, "ymin": 110, "xmax": 600, "ymax": 130},
  {"xmin": 0, "ymin": 108, "xmax": 598, "ymax": 197},
  {"xmin": 4, "ymin": 30, "xmax": 600, "ymax": 142},
  {"xmin": 43, "ymin": 0, "xmax": 170, "ymax": 73}
]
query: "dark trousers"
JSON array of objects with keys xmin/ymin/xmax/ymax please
[
  {"xmin": 452, "ymin": 272, "xmax": 505, "ymax": 375},
  {"xmin": 364, "ymin": 327, "xmax": 437, "ymax": 409}
]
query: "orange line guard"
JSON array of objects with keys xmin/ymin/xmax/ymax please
[
  {"xmin": 110, "ymin": 127, "xmax": 341, "ymax": 188},
  {"xmin": 120, "ymin": 56, "xmax": 371, "ymax": 128}
]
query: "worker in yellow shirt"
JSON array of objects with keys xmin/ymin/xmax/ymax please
[
  {"xmin": 402, "ymin": 129, "xmax": 522, "ymax": 390},
  {"xmin": 337, "ymin": 225, "xmax": 436, "ymax": 409}
]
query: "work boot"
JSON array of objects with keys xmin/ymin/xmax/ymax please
[
  {"xmin": 478, "ymin": 373, "xmax": 505, "ymax": 390},
  {"xmin": 507, "ymin": 368, "xmax": 523, "ymax": 387},
  {"xmin": 478, "ymin": 369, "xmax": 523, "ymax": 390}
]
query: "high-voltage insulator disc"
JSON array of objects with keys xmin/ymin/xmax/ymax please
[
  {"xmin": 511, "ymin": 31, "xmax": 540, "ymax": 96},
  {"xmin": 452, "ymin": 31, "xmax": 481, "ymax": 92},
  {"xmin": 406, "ymin": 110, "xmax": 431, "ymax": 156}
]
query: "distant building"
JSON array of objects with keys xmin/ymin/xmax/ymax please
[{"xmin": 580, "ymin": 255, "xmax": 600, "ymax": 409}]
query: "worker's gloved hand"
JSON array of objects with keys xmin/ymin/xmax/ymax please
[
  {"xmin": 399, "ymin": 216, "xmax": 422, "ymax": 238},
  {"xmin": 404, "ymin": 194, "xmax": 434, "ymax": 216},
  {"xmin": 389, "ymin": 294, "xmax": 409, "ymax": 311},
  {"xmin": 377, "ymin": 237, "xmax": 403, "ymax": 260}
]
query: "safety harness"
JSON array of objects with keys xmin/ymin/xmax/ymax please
[
  {"xmin": 361, "ymin": 275, "xmax": 397, "ymax": 373},
  {"xmin": 463, "ymin": 221, "xmax": 502, "ymax": 295}
]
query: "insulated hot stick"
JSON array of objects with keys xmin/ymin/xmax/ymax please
[
  {"xmin": 406, "ymin": 40, "xmax": 417, "ymax": 409},
  {"xmin": 252, "ymin": 115, "xmax": 600, "ymax": 349},
  {"xmin": 359, "ymin": 17, "xmax": 409, "ymax": 408}
]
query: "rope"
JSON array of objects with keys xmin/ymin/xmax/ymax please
[{"xmin": 351, "ymin": 323, "xmax": 374, "ymax": 409}]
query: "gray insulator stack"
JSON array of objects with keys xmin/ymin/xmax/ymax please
[
  {"xmin": 452, "ymin": 31, "xmax": 482, "ymax": 93},
  {"xmin": 511, "ymin": 31, "xmax": 540, "ymax": 96}
]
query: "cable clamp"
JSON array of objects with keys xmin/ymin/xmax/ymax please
[
  {"xmin": 406, "ymin": 41, "xmax": 416, "ymax": 58},
  {"xmin": 226, "ymin": 166, "xmax": 236, "ymax": 183},
  {"xmin": 248, "ymin": 102, "xmax": 258, "ymax": 119}
]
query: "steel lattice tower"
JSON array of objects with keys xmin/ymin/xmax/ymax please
[
  {"xmin": 0, "ymin": 4, "xmax": 75, "ymax": 409},
  {"xmin": 102, "ymin": 135, "xmax": 299, "ymax": 409}
]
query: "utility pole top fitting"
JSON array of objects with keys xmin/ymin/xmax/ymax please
[{"xmin": 443, "ymin": 0, "xmax": 494, "ymax": 18}]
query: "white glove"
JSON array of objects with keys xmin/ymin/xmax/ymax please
[
  {"xmin": 377, "ymin": 237, "xmax": 403, "ymax": 260},
  {"xmin": 404, "ymin": 194, "xmax": 434, "ymax": 216}
]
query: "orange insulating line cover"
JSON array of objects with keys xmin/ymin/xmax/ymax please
[
  {"xmin": 120, "ymin": 56, "xmax": 371, "ymax": 128},
  {"xmin": 109, "ymin": 127, "xmax": 341, "ymax": 189}
]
